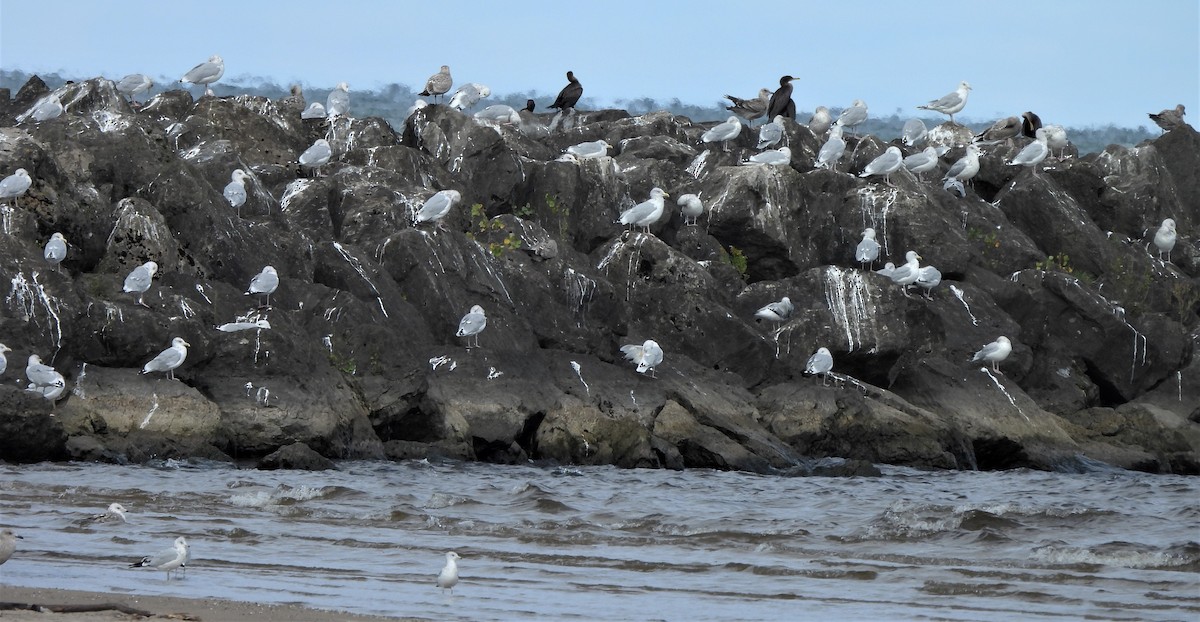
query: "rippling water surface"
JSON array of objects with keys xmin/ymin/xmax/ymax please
[{"xmin": 0, "ymin": 460, "xmax": 1196, "ymax": 621}]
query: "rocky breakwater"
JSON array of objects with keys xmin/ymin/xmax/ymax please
[{"xmin": 0, "ymin": 75, "xmax": 1196, "ymax": 474}]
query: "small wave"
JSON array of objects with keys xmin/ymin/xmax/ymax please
[
  {"xmin": 423, "ymin": 492, "xmax": 479, "ymax": 509},
  {"xmin": 227, "ymin": 484, "xmax": 339, "ymax": 508},
  {"xmin": 1032, "ymin": 540, "xmax": 1200, "ymax": 570}
]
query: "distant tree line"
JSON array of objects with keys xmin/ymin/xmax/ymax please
[{"xmin": 1, "ymin": 69, "xmax": 1156, "ymax": 155}]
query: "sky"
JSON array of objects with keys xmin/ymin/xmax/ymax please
[{"xmin": 1, "ymin": 0, "xmax": 1196, "ymax": 129}]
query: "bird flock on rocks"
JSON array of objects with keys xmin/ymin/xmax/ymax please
[{"xmin": 0, "ymin": 56, "xmax": 1189, "ymax": 410}]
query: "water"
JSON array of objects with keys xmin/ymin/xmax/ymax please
[{"xmin": 0, "ymin": 461, "xmax": 1196, "ymax": 621}]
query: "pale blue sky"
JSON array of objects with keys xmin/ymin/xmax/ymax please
[{"xmin": 1, "ymin": 0, "xmax": 1196, "ymax": 128}]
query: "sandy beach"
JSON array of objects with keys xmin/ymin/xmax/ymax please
[{"xmin": 0, "ymin": 587, "xmax": 421, "ymax": 621}]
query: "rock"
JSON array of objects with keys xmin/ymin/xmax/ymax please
[
  {"xmin": 258, "ymin": 442, "xmax": 335, "ymax": 470},
  {"xmin": 0, "ymin": 388, "xmax": 69, "ymax": 463}
]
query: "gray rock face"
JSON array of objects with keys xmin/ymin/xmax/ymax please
[{"xmin": 0, "ymin": 76, "xmax": 1196, "ymax": 474}]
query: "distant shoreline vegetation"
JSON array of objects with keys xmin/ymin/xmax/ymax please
[{"xmin": 1, "ymin": 69, "xmax": 1157, "ymax": 156}]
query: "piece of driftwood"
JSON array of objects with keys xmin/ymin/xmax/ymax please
[{"xmin": 0, "ymin": 601, "xmax": 199, "ymax": 619}]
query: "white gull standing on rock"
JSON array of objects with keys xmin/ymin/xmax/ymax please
[
  {"xmin": 971, "ymin": 336, "xmax": 1012, "ymax": 373},
  {"xmin": 566, "ymin": 140, "xmax": 612, "ymax": 160},
  {"xmin": 0, "ymin": 168, "xmax": 32, "ymax": 200},
  {"xmin": 299, "ymin": 139, "xmax": 331, "ymax": 176},
  {"xmin": 744, "ymin": 147, "xmax": 791, "ymax": 166},
  {"xmin": 621, "ymin": 340, "xmax": 663, "ymax": 377},
  {"xmin": 1153, "ymin": 218, "xmax": 1177, "ymax": 262},
  {"xmin": 918, "ymin": 81, "xmax": 972, "ymax": 122},
  {"xmin": 44, "ymin": 232, "xmax": 67, "ymax": 271},
  {"xmin": 855, "ymin": 229, "xmax": 880, "ymax": 270},
  {"xmin": 888, "ymin": 251, "xmax": 922, "ymax": 296},
  {"xmin": 943, "ymin": 144, "xmax": 982, "ymax": 190},
  {"xmin": 915, "ymin": 264, "xmax": 942, "ymax": 299},
  {"xmin": 806, "ymin": 347, "xmax": 834, "ymax": 386},
  {"xmin": 1007, "ymin": 128, "xmax": 1050, "ymax": 176},
  {"xmin": 301, "ymin": 102, "xmax": 326, "ymax": 119},
  {"xmin": 835, "ymin": 99, "xmax": 868, "ymax": 135},
  {"xmin": 25, "ymin": 354, "xmax": 66, "ymax": 403},
  {"xmin": 25, "ymin": 93, "xmax": 64, "ymax": 123},
  {"xmin": 141, "ymin": 337, "xmax": 190, "ymax": 380},
  {"xmin": 449, "ymin": 83, "xmax": 490, "ymax": 111},
  {"xmin": 224, "ymin": 169, "xmax": 249, "ymax": 216},
  {"xmin": 859, "ymin": 146, "xmax": 903, "ymax": 183},
  {"xmin": 179, "ymin": 55, "xmax": 224, "ymax": 96},
  {"xmin": 326, "ymin": 82, "xmax": 350, "ymax": 118},
  {"xmin": 474, "ymin": 105, "xmax": 521, "ymax": 125},
  {"xmin": 903, "ymin": 147, "xmax": 940, "ymax": 180},
  {"xmin": 807, "ymin": 106, "xmax": 833, "ymax": 136},
  {"xmin": 456, "ymin": 306, "xmax": 487, "ymax": 349},
  {"xmin": 123, "ymin": 261, "xmax": 158, "ymax": 307},
  {"xmin": 1043, "ymin": 125, "xmax": 1069, "ymax": 158},
  {"xmin": 677, "ymin": 194, "xmax": 704, "ymax": 226},
  {"xmin": 246, "ymin": 266, "xmax": 279, "ymax": 306},
  {"xmin": 755, "ymin": 297, "xmax": 794, "ymax": 324},
  {"xmin": 702, "ymin": 116, "xmax": 742, "ymax": 151},
  {"xmin": 756, "ymin": 115, "xmax": 785, "ymax": 148},
  {"xmin": 815, "ymin": 125, "xmax": 846, "ymax": 170},
  {"xmin": 902, "ymin": 118, "xmax": 928, "ymax": 146},
  {"xmin": 415, "ymin": 190, "xmax": 461, "ymax": 225},
  {"xmin": 116, "ymin": 74, "xmax": 153, "ymax": 104},
  {"xmin": 618, "ymin": 187, "xmax": 669, "ymax": 234},
  {"xmin": 0, "ymin": 343, "xmax": 10, "ymax": 376}
]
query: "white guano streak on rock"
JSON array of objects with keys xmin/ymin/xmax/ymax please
[
  {"xmin": 950, "ymin": 285, "xmax": 979, "ymax": 326},
  {"xmin": 332, "ymin": 242, "xmax": 388, "ymax": 318},
  {"xmin": 6, "ymin": 271, "xmax": 63, "ymax": 352},
  {"xmin": 570, "ymin": 361, "xmax": 589, "ymax": 395},
  {"xmin": 823, "ymin": 266, "xmax": 875, "ymax": 353},
  {"xmin": 981, "ymin": 368, "xmax": 1027, "ymax": 420},
  {"xmin": 857, "ymin": 187, "xmax": 896, "ymax": 258},
  {"xmin": 139, "ymin": 394, "xmax": 160, "ymax": 429}
]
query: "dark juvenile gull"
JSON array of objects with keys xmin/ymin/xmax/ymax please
[
  {"xmin": 807, "ymin": 106, "xmax": 833, "ymax": 136},
  {"xmin": 1, "ymin": 530, "xmax": 22, "ymax": 566},
  {"xmin": 702, "ymin": 116, "xmax": 742, "ymax": 151},
  {"xmin": 757, "ymin": 115, "xmax": 785, "ymax": 148},
  {"xmin": 298, "ymin": 138, "xmax": 332, "ymax": 176},
  {"xmin": 141, "ymin": 337, "xmax": 189, "ymax": 380},
  {"xmin": 621, "ymin": 339, "xmax": 663, "ymax": 377},
  {"xmin": 724, "ymin": 89, "xmax": 772, "ymax": 124},
  {"xmin": 449, "ymin": 83, "xmax": 490, "ymax": 111},
  {"xmin": 280, "ymin": 84, "xmax": 305, "ymax": 115},
  {"xmin": 918, "ymin": 81, "xmax": 972, "ymax": 122},
  {"xmin": 0, "ymin": 168, "xmax": 33, "ymax": 200},
  {"xmin": 224, "ymin": 169, "xmax": 248, "ymax": 216},
  {"xmin": 246, "ymin": 266, "xmax": 279, "ymax": 306},
  {"xmin": 903, "ymin": 146, "xmax": 940, "ymax": 180},
  {"xmin": 326, "ymin": 82, "xmax": 350, "ymax": 117},
  {"xmin": 0, "ymin": 343, "xmax": 10, "ymax": 375},
  {"xmin": 1007, "ymin": 128, "xmax": 1049, "ymax": 176},
  {"xmin": 943, "ymin": 144, "xmax": 982, "ymax": 187},
  {"xmin": 420, "ymin": 65, "xmax": 453, "ymax": 102},
  {"xmin": 549, "ymin": 71, "xmax": 583, "ymax": 110},
  {"xmin": 855, "ymin": 229, "xmax": 880, "ymax": 270},
  {"xmin": 1021, "ymin": 111, "xmax": 1043, "ymax": 138},
  {"xmin": 301, "ymin": 102, "xmax": 326, "ymax": 119},
  {"xmin": 859, "ymin": 146, "xmax": 904, "ymax": 183},
  {"xmin": 815, "ymin": 125, "xmax": 846, "ymax": 170},
  {"xmin": 1042, "ymin": 125, "xmax": 1069, "ymax": 158},
  {"xmin": 836, "ymin": 99, "xmax": 868, "ymax": 135},
  {"xmin": 1149, "ymin": 104, "xmax": 1186, "ymax": 133},
  {"xmin": 888, "ymin": 250, "xmax": 922, "ymax": 296},
  {"xmin": 123, "ymin": 260, "xmax": 158, "ymax": 307},
  {"xmin": 971, "ymin": 336, "xmax": 1012, "ymax": 373},
  {"xmin": 806, "ymin": 347, "xmax": 834, "ymax": 386},
  {"xmin": 415, "ymin": 189, "xmax": 461, "ymax": 225},
  {"xmin": 677, "ymin": 193, "xmax": 704, "ymax": 226},
  {"xmin": 456, "ymin": 306, "xmax": 487, "ymax": 349},
  {"xmin": 130, "ymin": 536, "xmax": 189, "ymax": 580},
  {"xmin": 180, "ymin": 55, "xmax": 224, "ymax": 94},
  {"xmin": 618, "ymin": 187, "xmax": 669, "ymax": 234},
  {"xmin": 437, "ymin": 551, "xmax": 461, "ymax": 594},
  {"xmin": 566, "ymin": 140, "xmax": 612, "ymax": 159},
  {"xmin": 915, "ymin": 264, "xmax": 942, "ymax": 299},
  {"xmin": 766, "ymin": 75, "xmax": 797, "ymax": 120},
  {"xmin": 755, "ymin": 296, "xmax": 794, "ymax": 323},
  {"xmin": 1153, "ymin": 218, "xmax": 1177, "ymax": 262},
  {"xmin": 902, "ymin": 118, "xmax": 928, "ymax": 146},
  {"xmin": 474, "ymin": 104, "xmax": 521, "ymax": 125},
  {"xmin": 44, "ymin": 232, "xmax": 67, "ymax": 271},
  {"xmin": 975, "ymin": 116, "xmax": 1021, "ymax": 143},
  {"xmin": 116, "ymin": 74, "xmax": 153, "ymax": 104},
  {"xmin": 744, "ymin": 147, "xmax": 791, "ymax": 166}
]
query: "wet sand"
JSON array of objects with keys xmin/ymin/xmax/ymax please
[{"xmin": 0, "ymin": 587, "xmax": 422, "ymax": 621}]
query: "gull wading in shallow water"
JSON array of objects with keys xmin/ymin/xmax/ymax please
[
  {"xmin": 130, "ymin": 536, "xmax": 189, "ymax": 580},
  {"xmin": 437, "ymin": 551, "xmax": 461, "ymax": 594}
]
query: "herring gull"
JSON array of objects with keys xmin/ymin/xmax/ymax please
[
  {"xmin": 224, "ymin": 169, "xmax": 248, "ymax": 216},
  {"xmin": 437, "ymin": 551, "xmax": 461, "ymax": 594},
  {"xmin": 943, "ymin": 144, "xmax": 981, "ymax": 188},
  {"xmin": 755, "ymin": 297, "xmax": 794, "ymax": 324},
  {"xmin": 835, "ymin": 99, "xmax": 868, "ymax": 135},
  {"xmin": 807, "ymin": 106, "xmax": 833, "ymax": 136},
  {"xmin": 1149, "ymin": 104, "xmax": 1186, "ymax": 133},
  {"xmin": 301, "ymin": 102, "xmax": 326, "ymax": 119},
  {"xmin": 815, "ymin": 125, "xmax": 845, "ymax": 170},
  {"xmin": 888, "ymin": 250, "xmax": 922, "ymax": 296},
  {"xmin": 0, "ymin": 530, "xmax": 21, "ymax": 566},
  {"xmin": 141, "ymin": 337, "xmax": 189, "ymax": 380},
  {"xmin": 620, "ymin": 339, "xmax": 663, "ymax": 377},
  {"xmin": 702, "ymin": 116, "xmax": 742, "ymax": 151},
  {"xmin": 0, "ymin": 343, "xmax": 9, "ymax": 376},
  {"xmin": 971, "ymin": 336, "xmax": 1012, "ymax": 373},
  {"xmin": 44, "ymin": 232, "xmax": 67, "ymax": 271},
  {"xmin": 326, "ymin": 82, "xmax": 350, "ymax": 118},
  {"xmin": 805, "ymin": 347, "xmax": 834, "ymax": 386},
  {"xmin": 915, "ymin": 264, "xmax": 942, "ymax": 299},
  {"xmin": 130, "ymin": 536, "xmax": 189, "ymax": 580},
  {"xmin": 0, "ymin": 168, "xmax": 32, "ymax": 200},
  {"xmin": 855, "ymin": 229, "xmax": 880, "ymax": 270},
  {"xmin": 474, "ymin": 105, "xmax": 521, "ymax": 125},
  {"xmin": 449, "ymin": 83, "xmax": 490, "ymax": 111},
  {"xmin": 677, "ymin": 193, "xmax": 704, "ymax": 226},
  {"xmin": 116, "ymin": 74, "xmax": 153, "ymax": 104},
  {"xmin": 180, "ymin": 55, "xmax": 224, "ymax": 95},
  {"xmin": 918, "ymin": 81, "xmax": 972, "ymax": 122},
  {"xmin": 903, "ymin": 146, "xmax": 940, "ymax": 180},
  {"xmin": 757, "ymin": 115, "xmax": 785, "ymax": 148},
  {"xmin": 766, "ymin": 75, "xmax": 797, "ymax": 120},
  {"xmin": 859, "ymin": 146, "xmax": 903, "ymax": 183},
  {"xmin": 549, "ymin": 71, "xmax": 583, "ymax": 110},
  {"xmin": 566, "ymin": 140, "xmax": 612, "ymax": 160},
  {"xmin": 83, "ymin": 502, "xmax": 129, "ymax": 524},
  {"xmin": 456, "ymin": 305, "xmax": 487, "ymax": 349},
  {"xmin": 1007, "ymin": 128, "xmax": 1049, "ymax": 176},
  {"xmin": 618, "ymin": 187, "xmax": 669, "ymax": 234},
  {"xmin": 299, "ymin": 138, "xmax": 332, "ymax": 176},
  {"xmin": 28, "ymin": 93, "xmax": 64, "ymax": 122},
  {"xmin": 744, "ymin": 146, "xmax": 791, "ymax": 166},
  {"xmin": 25, "ymin": 354, "xmax": 65, "ymax": 403},
  {"xmin": 902, "ymin": 118, "xmax": 928, "ymax": 146},
  {"xmin": 1042, "ymin": 125, "xmax": 1069, "ymax": 158},
  {"xmin": 875, "ymin": 262, "xmax": 896, "ymax": 278},
  {"xmin": 1153, "ymin": 218, "xmax": 1177, "ymax": 262},
  {"xmin": 123, "ymin": 260, "xmax": 158, "ymax": 308},
  {"xmin": 415, "ymin": 189, "xmax": 461, "ymax": 225},
  {"xmin": 724, "ymin": 89, "xmax": 772, "ymax": 124},
  {"xmin": 246, "ymin": 266, "xmax": 279, "ymax": 306},
  {"xmin": 420, "ymin": 65, "xmax": 453, "ymax": 102}
]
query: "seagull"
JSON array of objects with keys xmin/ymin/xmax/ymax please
[
  {"xmin": 1007, "ymin": 128, "xmax": 1050, "ymax": 176},
  {"xmin": 130, "ymin": 536, "xmax": 189, "ymax": 580},
  {"xmin": 123, "ymin": 260, "xmax": 158, "ymax": 307},
  {"xmin": 115, "ymin": 74, "xmax": 153, "ymax": 105},
  {"xmin": 724, "ymin": 89, "xmax": 772, "ymax": 124},
  {"xmin": 1148, "ymin": 104, "xmax": 1186, "ymax": 133},
  {"xmin": 415, "ymin": 189, "xmax": 461, "ymax": 225},
  {"xmin": 859, "ymin": 146, "xmax": 904, "ymax": 183},
  {"xmin": 875, "ymin": 262, "xmax": 896, "ymax": 278},
  {"xmin": 179, "ymin": 55, "xmax": 224, "ymax": 96},
  {"xmin": 806, "ymin": 347, "xmax": 834, "ymax": 386},
  {"xmin": 756, "ymin": 115, "xmax": 786, "ymax": 149},
  {"xmin": 766, "ymin": 75, "xmax": 797, "ymax": 120},
  {"xmin": 888, "ymin": 250, "xmax": 922, "ymax": 296},
  {"xmin": 943, "ymin": 144, "xmax": 982, "ymax": 188},
  {"xmin": 246, "ymin": 266, "xmax": 279, "ymax": 306},
  {"xmin": 301, "ymin": 102, "xmax": 326, "ymax": 119},
  {"xmin": 918, "ymin": 81, "xmax": 972, "ymax": 122},
  {"xmin": 325, "ymin": 82, "xmax": 350, "ymax": 118},
  {"xmin": 24, "ymin": 92, "xmax": 63, "ymax": 123},
  {"xmin": 902, "ymin": 118, "xmax": 928, "ymax": 146},
  {"xmin": 0, "ymin": 343, "xmax": 10, "ymax": 376},
  {"xmin": 224, "ymin": 169, "xmax": 248, "ymax": 216},
  {"xmin": 618, "ymin": 188, "xmax": 669, "ymax": 234},
  {"xmin": 44, "ymin": 232, "xmax": 67, "ymax": 271},
  {"xmin": 1042, "ymin": 125, "xmax": 1069, "ymax": 158},
  {"xmin": 298, "ymin": 138, "xmax": 332, "ymax": 176},
  {"xmin": 815, "ymin": 125, "xmax": 846, "ymax": 170},
  {"xmin": 915, "ymin": 264, "xmax": 942, "ymax": 299},
  {"xmin": 85, "ymin": 502, "xmax": 129, "ymax": 524},
  {"xmin": 807, "ymin": 106, "xmax": 833, "ymax": 136},
  {"xmin": 141, "ymin": 337, "xmax": 190, "ymax": 380},
  {"xmin": 835, "ymin": 99, "xmax": 868, "ymax": 135},
  {"xmin": 456, "ymin": 306, "xmax": 487, "ymax": 349},
  {"xmin": 449, "ymin": 83, "xmax": 490, "ymax": 111},
  {"xmin": 474, "ymin": 105, "xmax": 521, "ymax": 125},
  {"xmin": 702, "ymin": 116, "xmax": 742, "ymax": 151},
  {"xmin": 420, "ymin": 65, "xmax": 453, "ymax": 102},
  {"xmin": 755, "ymin": 296, "xmax": 794, "ymax": 324},
  {"xmin": 0, "ymin": 529, "xmax": 21, "ymax": 566},
  {"xmin": 549, "ymin": 71, "xmax": 583, "ymax": 110},
  {"xmin": 903, "ymin": 146, "xmax": 940, "ymax": 180},
  {"xmin": 677, "ymin": 193, "xmax": 704, "ymax": 226},
  {"xmin": 855, "ymin": 229, "xmax": 880, "ymax": 270},
  {"xmin": 620, "ymin": 339, "xmax": 663, "ymax": 377},
  {"xmin": 0, "ymin": 168, "xmax": 33, "ymax": 200},
  {"xmin": 437, "ymin": 551, "xmax": 461, "ymax": 594},
  {"xmin": 1153, "ymin": 218, "xmax": 1177, "ymax": 262},
  {"xmin": 744, "ymin": 146, "xmax": 791, "ymax": 166},
  {"xmin": 25, "ymin": 355, "xmax": 65, "ymax": 404},
  {"xmin": 975, "ymin": 116, "xmax": 1022, "ymax": 144},
  {"xmin": 566, "ymin": 140, "xmax": 612, "ymax": 160},
  {"xmin": 971, "ymin": 336, "xmax": 1012, "ymax": 374}
]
